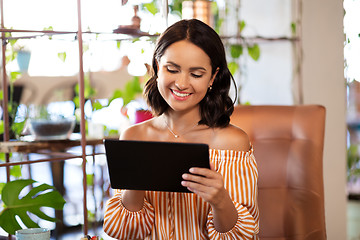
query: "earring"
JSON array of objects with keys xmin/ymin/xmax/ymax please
[{"xmin": 209, "ymin": 85, "xmax": 212, "ymax": 91}]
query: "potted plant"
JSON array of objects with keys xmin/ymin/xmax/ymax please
[{"xmin": 0, "ymin": 179, "xmax": 66, "ymax": 236}]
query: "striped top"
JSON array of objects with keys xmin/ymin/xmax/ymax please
[{"xmin": 103, "ymin": 147, "xmax": 259, "ymax": 240}]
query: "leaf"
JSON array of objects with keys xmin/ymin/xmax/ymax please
[
  {"xmin": 230, "ymin": 44, "xmax": 243, "ymax": 59},
  {"xmin": 228, "ymin": 61, "xmax": 239, "ymax": 75},
  {"xmin": 87, "ymin": 174, "xmax": 94, "ymax": 186},
  {"xmin": 83, "ymin": 44, "xmax": 89, "ymax": 53},
  {"xmin": 58, "ymin": 52, "xmax": 67, "ymax": 62},
  {"xmin": 132, "ymin": 38, "xmax": 140, "ymax": 43},
  {"xmin": 0, "ymin": 153, "xmax": 5, "ymax": 162},
  {"xmin": 247, "ymin": 44, "xmax": 260, "ymax": 61},
  {"xmin": 291, "ymin": 22, "xmax": 296, "ymax": 35},
  {"xmin": 43, "ymin": 26, "xmax": 54, "ymax": 40},
  {"xmin": 108, "ymin": 129, "xmax": 119, "ymax": 136},
  {"xmin": 43, "ymin": 26, "xmax": 53, "ymax": 31},
  {"xmin": 0, "ymin": 120, "xmax": 4, "ymax": 134},
  {"xmin": 239, "ymin": 20, "xmax": 246, "ymax": 33},
  {"xmin": 108, "ymin": 89, "xmax": 122, "ymax": 104},
  {"xmin": 143, "ymin": 2, "xmax": 158, "ymax": 15},
  {"xmin": 0, "ymin": 182, "xmax": 5, "ymax": 196},
  {"xmin": 10, "ymin": 165, "xmax": 22, "ymax": 178},
  {"xmin": 11, "ymin": 121, "xmax": 26, "ymax": 139},
  {"xmin": 117, "ymin": 41, "xmax": 121, "ymax": 49},
  {"xmin": 10, "ymin": 71, "xmax": 21, "ymax": 83},
  {"xmin": 73, "ymin": 96, "xmax": 80, "ymax": 109},
  {"xmin": 92, "ymin": 100, "xmax": 104, "ymax": 112},
  {"xmin": 0, "ymin": 179, "xmax": 66, "ymax": 235}
]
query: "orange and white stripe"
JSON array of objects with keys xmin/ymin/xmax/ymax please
[{"xmin": 103, "ymin": 147, "xmax": 259, "ymax": 240}]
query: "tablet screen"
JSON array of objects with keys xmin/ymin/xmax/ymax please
[{"xmin": 104, "ymin": 139, "xmax": 210, "ymax": 193}]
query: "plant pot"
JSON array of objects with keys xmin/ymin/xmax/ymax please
[
  {"xmin": 134, "ymin": 110, "xmax": 153, "ymax": 124},
  {"xmin": 17, "ymin": 50, "xmax": 31, "ymax": 73}
]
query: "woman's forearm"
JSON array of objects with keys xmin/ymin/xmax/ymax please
[
  {"xmin": 211, "ymin": 194, "xmax": 238, "ymax": 233},
  {"xmin": 121, "ymin": 190, "xmax": 145, "ymax": 212}
]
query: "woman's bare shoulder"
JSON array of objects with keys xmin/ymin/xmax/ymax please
[
  {"xmin": 211, "ymin": 124, "xmax": 250, "ymax": 151},
  {"xmin": 120, "ymin": 119, "xmax": 155, "ymax": 141}
]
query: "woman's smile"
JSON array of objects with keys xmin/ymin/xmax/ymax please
[{"xmin": 171, "ymin": 89, "xmax": 192, "ymax": 100}]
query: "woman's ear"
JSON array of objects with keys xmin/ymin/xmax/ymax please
[
  {"xmin": 155, "ymin": 59, "xmax": 159, "ymax": 71},
  {"xmin": 210, "ymin": 67, "xmax": 219, "ymax": 86}
]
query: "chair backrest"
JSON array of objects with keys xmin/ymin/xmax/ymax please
[{"xmin": 230, "ymin": 105, "xmax": 327, "ymax": 240}]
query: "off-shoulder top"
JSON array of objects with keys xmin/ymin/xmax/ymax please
[{"xmin": 103, "ymin": 147, "xmax": 259, "ymax": 240}]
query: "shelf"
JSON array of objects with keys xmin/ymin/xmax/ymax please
[
  {"xmin": 0, "ymin": 135, "xmax": 104, "ymax": 154},
  {"xmin": 0, "ymin": 28, "xmax": 159, "ymax": 41}
]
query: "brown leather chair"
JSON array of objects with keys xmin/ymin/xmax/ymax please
[{"xmin": 230, "ymin": 105, "xmax": 327, "ymax": 240}]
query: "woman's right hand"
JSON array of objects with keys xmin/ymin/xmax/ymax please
[{"xmin": 121, "ymin": 190, "xmax": 146, "ymax": 212}]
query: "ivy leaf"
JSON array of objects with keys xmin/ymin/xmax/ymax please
[
  {"xmin": 230, "ymin": 44, "xmax": 243, "ymax": 59},
  {"xmin": 143, "ymin": 2, "xmax": 158, "ymax": 15},
  {"xmin": 0, "ymin": 120, "xmax": 4, "ymax": 134},
  {"xmin": 87, "ymin": 174, "xmax": 94, "ymax": 186},
  {"xmin": 228, "ymin": 61, "xmax": 239, "ymax": 75},
  {"xmin": 10, "ymin": 165, "xmax": 22, "ymax": 178},
  {"xmin": 132, "ymin": 38, "xmax": 140, "ymax": 43},
  {"xmin": 43, "ymin": 26, "xmax": 54, "ymax": 40},
  {"xmin": 58, "ymin": 52, "xmax": 66, "ymax": 62},
  {"xmin": 108, "ymin": 89, "xmax": 122, "ymax": 105},
  {"xmin": 83, "ymin": 44, "xmax": 90, "ymax": 53},
  {"xmin": 0, "ymin": 179, "xmax": 66, "ymax": 235},
  {"xmin": 43, "ymin": 26, "xmax": 53, "ymax": 31},
  {"xmin": 11, "ymin": 121, "xmax": 26, "ymax": 139},
  {"xmin": 73, "ymin": 96, "xmax": 80, "ymax": 109},
  {"xmin": 108, "ymin": 129, "xmax": 119, "ymax": 136},
  {"xmin": 92, "ymin": 100, "xmax": 104, "ymax": 112},
  {"xmin": 239, "ymin": 20, "xmax": 246, "ymax": 33},
  {"xmin": 291, "ymin": 22, "xmax": 296, "ymax": 35},
  {"xmin": 248, "ymin": 44, "xmax": 260, "ymax": 61},
  {"xmin": 10, "ymin": 71, "xmax": 21, "ymax": 83},
  {"xmin": 0, "ymin": 153, "xmax": 5, "ymax": 162}
]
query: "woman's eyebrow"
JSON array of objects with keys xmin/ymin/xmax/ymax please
[
  {"xmin": 166, "ymin": 61, "xmax": 181, "ymax": 68},
  {"xmin": 167, "ymin": 61, "xmax": 207, "ymax": 71},
  {"xmin": 189, "ymin": 67, "xmax": 207, "ymax": 72}
]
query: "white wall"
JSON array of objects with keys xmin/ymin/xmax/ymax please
[{"xmin": 302, "ymin": 0, "xmax": 347, "ymax": 239}]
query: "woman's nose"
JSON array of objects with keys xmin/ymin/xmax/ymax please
[{"xmin": 175, "ymin": 74, "xmax": 189, "ymax": 90}]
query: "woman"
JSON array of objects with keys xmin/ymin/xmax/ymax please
[{"xmin": 104, "ymin": 19, "xmax": 259, "ymax": 240}]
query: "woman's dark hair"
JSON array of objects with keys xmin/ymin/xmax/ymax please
[{"xmin": 144, "ymin": 19, "xmax": 237, "ymax": 127}]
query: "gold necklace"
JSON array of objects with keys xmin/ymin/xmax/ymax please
[{"xmin": 165, "ymin": 120, "xmax": 199, "ymax": 138}]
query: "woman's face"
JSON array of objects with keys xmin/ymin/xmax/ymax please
[{"xmin": 157, "ymin": 40, "xmax": 217, "ymax": 113}]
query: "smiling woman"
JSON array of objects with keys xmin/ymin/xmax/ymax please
[{"xmin": 103, "ymin": 19, "xmax": 259, "ymax": 240}]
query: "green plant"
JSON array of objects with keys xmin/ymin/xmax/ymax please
[
  {"xmin": 347, "ymin": 144, "xmax": 360, "ymax": 182},
  {"xmin": 227, "ymin": 21, "xmax": 261, "ymax": 76},
  {"xmin": 109, "ymin": 76, "xmax": 143, "ymax": 107},
  {"xmin": 0, "ymin": 179, "xmax": 66, "ymax": 235}
]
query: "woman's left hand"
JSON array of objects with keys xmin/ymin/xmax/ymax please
[{"xmin": 181, "ymin": 163, "xmax": 228, "ymax": 208}]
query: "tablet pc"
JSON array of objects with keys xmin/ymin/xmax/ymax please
[{"xmin": 104, "ymin": 139, "xmax": 210, "ymax": 193}]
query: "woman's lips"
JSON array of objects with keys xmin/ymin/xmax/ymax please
[{"xmin": 171, "ymin": 89, "xmax": 192, "ymax": 100}]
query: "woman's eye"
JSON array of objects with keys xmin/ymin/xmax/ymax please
[
  {"xmin": 191, "ymin": 73, "xmax": 203, "ymax": 78},
  {"xmin": 167, "ymin": 67, "xmax": 178, "ymax": 73}
]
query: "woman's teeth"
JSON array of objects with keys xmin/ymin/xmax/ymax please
[{"xmin": 173, "ymin": 90, "xmax": 190, "ymax": 97}]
